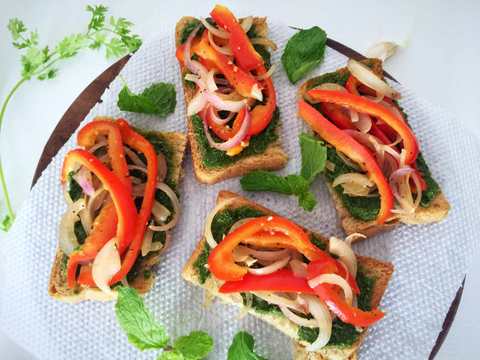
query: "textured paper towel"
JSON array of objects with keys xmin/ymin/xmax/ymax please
[{"xmin": 1, "ymin": 22, "xmax": 479, "ymax": 360}]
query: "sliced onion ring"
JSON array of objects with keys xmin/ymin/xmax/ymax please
[
  {"xmin": 204, "ymin": 198, "xmax": 236, "ymax": 248},
  {"xmin": 58, "ymin": 199, "xmax": 86, "ymax": 255},
  {"xmin": 208, "ymin": 29, "xmax": 233, "ymax": 55},
  {"xmin": 148, "ymin": 183, "xmax": 180, "ymax": 232},
  {"xmin": 254, "ymin": 64, "xmax": 276, "ymax": 81},
  {"xmin": 240, "ymin": 16, "xmax": 253, "ymax": 32},
  {"xmin": 184, "ymin": 25, "xmax": 208, "ymax": 77},
  {"xmin": 187, "ymin": 90, "xmax": 208, "ymax": 116},
  {"xmin": 151, "ymin": 201, "xmax": 171, "ymax": 223},
  {"xmin": 141, "ymin": 228, "xmax": 154, "ymax": 257},
  {"xmin": 73, "ymin": 167, "xmax": 94, "ymax": 196},
  {"xmin": 248, "ymin": 255, "xmax": 291, "ymax": 275},
  {"xmin": 204, "ymin": 92, "xmax": 247, "ymax": 112},
  {"xmin": 200, "ymin": 18, "xmax": 229, "ymax": 39},
  {"xmin": 332, "ymin": 172, "xmax": 375, "ymax": 197},
  {"xmin": 316, "ymin": 83, "xmax": 347, "ymax": 92},
  {"xmin": 329, "ymin": 236, "xmax": 357, "ymax": 277},
  {"xmin": 203, "ymin": 107, "xmax": 250, "ymax": 151},
  {"xmin": 308, "ymin": 273, "xmax": 353, "ymax": 305},
  {"xmin": 253, "ymin": 292, "xmax": 305, "ymax": 313},
  {"xmin": 238, "ymin": 246, "xmax": 290, "ymax": 261},
  {"xmin": 366, "ymin": 41, "xmax": 398, "ymax": 62},
  {"xmin": 301, "ymin": 295, "xmax": 333, "ymax": 351},
  {"xmin": 289, "ymin": 259, "xmax": 308, "ymax": 278},
  {"xmin": 347, "ymin": 59, "xmax": 400, "ymax": 100},
  {"xmin": 280, "ymin": 305, "xmax": 318, "ymax": 328},
  {"xmin": 250, "ymin": 37, "xmax": 278, "ymax": 50},
  {"xmin": 209, "ymin": 106, "xmax": 235, "ymax": 125},
  {"xmin": 124, "ymin": 146, "xmax": 146, "ymax": 167},
  {"xmin": 92, "ymin": 238, "xmax": 121, "ymax": 295}
]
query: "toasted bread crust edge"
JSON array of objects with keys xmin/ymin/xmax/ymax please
[
  {"xmin": 297, "ymin": 60, "xmax": 450, "ymax": 237},
  {"xmin": 48, "ymin": 129, "xmax": 187, "ymax": 303},
  {"xmin": 182, "ymin": 191, "xmax": 394, "ymax": 360},
  {"xmin": 175, "ymin": 16, "xmax": 288, "ymax": 184}
]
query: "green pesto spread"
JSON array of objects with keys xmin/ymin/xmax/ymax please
[
  {"xmin": 192, "ymin": 109, "xmax": 279, "ymax": 169},
  {"xmin": 297, "ymin": 267, "xmax": 375, "ymax": 347},
  {"xmin": 67, "ymin": 171, "xmax": 83, "ymax": 202},
  {"xmin": 74, "ymin": 220, "xmax": 87, "ymax": 244},
  {"xmin": 307, "ymin": 68, "xmax": 441, "ymax": 221}
]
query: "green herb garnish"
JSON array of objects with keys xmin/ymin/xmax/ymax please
[
  {"xmin": 1, "ymin": 4, "xmax": 142, "ymax": 231},
  {"xmin": 227, "ymin": 331, "xmax": 266, "ymax": 360},
  {"xmin": 118, "ymin": 82, "xmax": 176, "ymax": 117},
  {"xmin": 240, "ymin": 133, "xmax": 326, "ymax": 211},
  {"xmin": 115, "ymin": 286, "xmax": 213, "ymax": 359},
  {"xmin": 281, "ymin": 26, "xmax": 327, "ymax": 83}
]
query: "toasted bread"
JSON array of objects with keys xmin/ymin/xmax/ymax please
[
  {"xmin": 48, "ymin": 129, "xmax": 187, "ymax": 303},
  {"xmin": 298, "ymin": 60, "xmax": 449, "ymax": 237},
  {"xmin": 182, "ymin": 191, "xmax": 394, "ymax": 359},
  {"xmin": 175, "ymin": 16, "xmax": 288, "ymax": 184}
]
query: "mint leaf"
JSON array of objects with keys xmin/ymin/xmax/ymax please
[
  {"xmin": 300, "ymin": 133, "xmax": 327, "ymax": 183},
  {"xmin": 298, "ymin": 191, "xmax": 317, "ymax": 211},
  {"xmin": 115, "ymin": 286, "xmax": 169, "ymax": 350},
  {"xmin": 227, "ymin": 331, "xmax": 266, "ymax": 360},
  {"xmin": 281, "ymin": 26, "xmax": 327, "ymax": 84},
  {"xmin": 173, "ymin": 331, "xmax": 213, "ymax": 360},
  {"xmin": 158, "ymin": 351, "xmax": 184, "ymax": 360},
  {"xmin": 118, "ymin": 83, "xmax": 176, "ymax": 117},
  {"xmin": 240, "ymin": 171, "xmax": 292, "ymax": 194}
]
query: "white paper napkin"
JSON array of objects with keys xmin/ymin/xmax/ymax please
[{"xmin": 1, "ymin": 22, "xmax": 479, "ymax": 360}]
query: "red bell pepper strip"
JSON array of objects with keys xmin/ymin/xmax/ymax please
[
  {"xmin": 312, "ymin": 283, "xmax": 384, "ymax": 327},
  {"xmin": 248, "ymin": 68, "xmax": 276, "ymax": 135},
  {"xmin": 192, "ymin": 31, "xmax": 262, "ymax": 100},
  {"xmin": 319, "ymin": 103, "xmax": 355, "ymax": 130},
  {"xmin": 205, "ymin": 106, "xmax": 247, "ymax": 141},
  {"xmin": 307, "ymin": 255, "xmax": 360, "ymax": 295},
  {"xmin": 77, "ymin": 119, "xmax": 131, "ymax": 193},
  {"xmin": 108, "ymin": 119, "xmax": 158, "ymax": 285},
  {"xmin": 208, "ymin": 215, "xmax": 327, "ymax": 281},
  {"xmin": 219, "ymin": 269, "xmax": 316, "ymax": 294},
  {"xmin": 210, "ymin": 5, "xmax": 264, "ymax": 71},
  {"xmin": 306, "ymin": 89, "xmax": 419, "ymax": 164},
  {"xmin": 62, "ymin": 149, "xmax": 136, "ymax": 288},
  {"xmin": 298, "ymin": 100, "xmax": 394, "ymax": 224},
  {"xmin": 77, "ymin": 264, "xmax": 96, "ymax": 287},
  {"xmin": 346, "ymin": 75, "xmax": 394, "ymax": 105},
  {"xmin": 370, "ymin": 121, "xmax": 393, "ymax": 145}
]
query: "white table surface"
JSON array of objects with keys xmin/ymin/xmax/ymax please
[{"xmin": 0, "ymin": 0, "xmax": 479, "ymax": 358}]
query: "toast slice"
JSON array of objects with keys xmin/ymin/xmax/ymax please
[
  {"xmin": 298, "ymin": 60, "xmax": 449, "ymax": 237},
  {"xmin": 182, "ymin": 191, "xmax": 394, "ymax": 359},
  {"xmin": 48, "ymin": 128, "xmax": 187, "ymax": 303},
  {"xmin": 175, "ymin": 16, "xmax": 288, "ymax": 184}
]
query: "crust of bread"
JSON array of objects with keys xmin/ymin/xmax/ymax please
[
  {"xmin": 175, "ymin": 16, "xmax": 288, "ymax": 184},
  {"xmin": 298, "ymin": 60, "xmax": 450, "ymax": 237},
  {"xmin": 182, "ymin": 191, "xmax": 394, "ymax": 360},
  {"xmin": 48, "ymin": 129, "xmax": 187, "ymax": 303}
]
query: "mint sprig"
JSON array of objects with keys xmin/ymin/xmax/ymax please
[{"xmin": 227, "ymin": 331, "xmax": 267, "ymax": 360}]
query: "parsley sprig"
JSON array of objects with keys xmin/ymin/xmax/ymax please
[{"xmin": 0, "ymin": 5, "xmax": 142, "ymax": 231}]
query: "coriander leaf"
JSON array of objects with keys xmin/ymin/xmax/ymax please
[
  {"xmin": 86, "ymin": 5, "xmax": 108, "ymax": 31},
  {"xmin": 21, "ymin": 46, "xmax": 48, "ymax": 78},
  {"xmin": 0, "ymin": 215, "xmax": 13, "ymax": 232},
  {"xmin": 227, "ymin": 331, "xmax": 266, "ymax": 360},
  {"xmin": 298, "ymin": 191, "xmax": 317, "ymax": 211},
  {"xmin": 300, "ymin": 133, "xmax": 327, "ymax": 183},
  {"xmin": 105, "ymin": 37, "xmax": 128, "ymax": 58},
  {"xmin": 56, "ymin": 34, "xmax": 87, "ymax": 58},
  {"xmin": 115, "ymin": 286, "xmax": 169, "ymax": 350},
  {"xmin": 158, "ymin": 351, "xmax": 184, "ymax": 360},
  {"xmin": 240, "ymin": 171, "xmax": 292, "ymax": 194},
  {"xmin": 281, "ymin": 26, "xmax": 327, "ymax": 84},
  {"xmin": 7, "ymin": 18, "xmax": 26, "ymax": 41},
  {"xmin": 118, "ymin": 83, "xmax": 176, "ymax": 117},
  {"xmin": 173, "ymin": 331, "xmax": 214, "ymax": 360}
]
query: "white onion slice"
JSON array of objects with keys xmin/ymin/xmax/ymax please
[
  {"xmin": 187, "ymin": 90, "xmax": 208, "ymax": 116},
  {"xmin": 254, "ymin": 64, "xmax": 276, "ymax": 81},
  {"xmin": 148, "ymin": 183, "xmax": 180, "ymax": 232},
  {"xmin": 332, "ymin": 173, "xmax": 375, "ymax": 197},
  {"xmin": 78, "ymin": 208, "xmax": 92, "ymax": 236},
  {"xmin": 289, "ymin": 259, "xmax": 308, "ymax": 278},
  {"xmin": 204, "ymin": 92, "xmax": 247, "ymax": 112},
  {"xmin": 228, "ymin": 217, "xmax": 256, "ymax": 233},
  {"xmin": 184, "ymin": 25, "xmax": 208, "ymax": 77},
  {"xmin": 389, "ymin": 166, "xmax": 422, "ymax": 214},
  {"xmin": 203, "ymin": 198, "xmax": 236, "ymax": 248},
  {"xmin": 248, "ymin": 255, "xmax": 291, "ymax": 275},
  {"xmin": 356, "ymin": 113, "xmax": 372, "ymax": 133},
  {"xmin": 203, "ymin": 107, "xmax": 250, "ymax": 151},
  {"xmin": 250, "ymin": 37, "xmax": 278, "ymax": 50},
  {"xmin": 92, "ymin": 238, "xmax": 121, "ymax": 294},
  {"xmin": 141, "ymin": 228, "xmax": 154, "ymax": 257},
  {"xmin": 316, "ymin": 83, "xmax": 347, "ymax": 92},
  {"xmin": 127, "ymin": 164, "xmax": 148, "ymax": 174},
  {"xmin": 209, "ymin": 106, "xmax": 235, "ymax": 125},
  {"xmin": 58, "ymin": 198, "xmax": 86, "ymax": 255},
  {"xmin": 301, "ymin": 295, "xmax": 333, "ymax": 351},
  {"xmin": 206, "ymin": 70, "xmax": 218, "ymax": 92},
  {"xmin": 253, "ymin": 292, "xmax": 305, "ymax": 313},
  {"xmin": 87, "ymin": 187, "xmax": 107, "ymax": 221},
  {"xmin": 337, "ymin": 151, "xmax": 361, "ymax": 171},
  {"xmin": 87, "ymin": 139, "xmax": 107, "ymax": 154},
  {"xmin": 347, "ymin": 59, "xmax": 400, "ymax": 99},
  {"xmin": 345, "ymin": 232, "xmax": 367, "ymax": 245},
  {"xmin": 308, "ymin": 274, "xmax": 353, "ymax": 306},
  {"xmin": 240, "ymin": 16, "xmax": 253, "ymax": 32},
  {"xmin": 240, "ymin": 246, "xmax": 290, "ymax": 261},
  {"xmin": 280, "ymin": 305, "xmax": 318, "ymax": 328},
  {"xmin": 329, "ymin": 237, "xmax": 357, "ymax": 277},
  {"xmin": 208, "ymin": 29, "xmax": 233, "ymax": 55},
  {"xmin": 349, "ymin": 109, "xmax": 359, "ymax": 123},
  {"xmin": 366, "ymin": 41, "xmax": 399, "ymax": 62},
  {"xmin": 200, "ymin": 18, "xmax": 229, "ymax": 39},
  {"xmin": 73, "ymin": 167, "xmax": 94, "ymax": 196},
  {"xmin": 151, "ymin": 201, "xmax": 171, "ymax": 223},
  {"xmin": 124, "ymin": 146, "xmax": 146, "ymax": 168}
]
